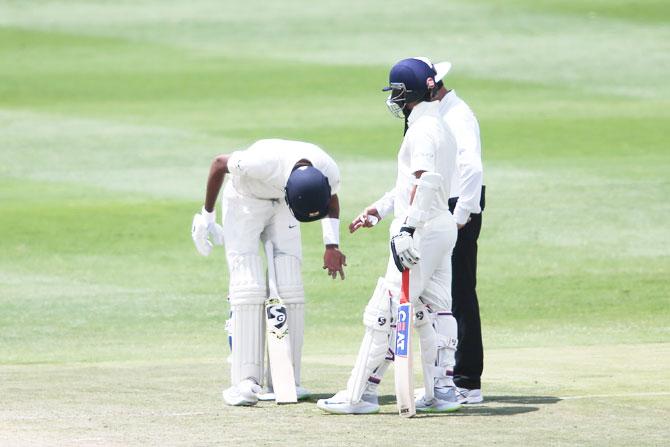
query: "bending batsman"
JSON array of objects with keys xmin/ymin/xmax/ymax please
[
  {"xmin": 317, "ymin": 58, "xmax": 460, "ymax": 414},
  {"xmin": 192, "ymin": 139, "xmax": 346, "ymax": 406}
]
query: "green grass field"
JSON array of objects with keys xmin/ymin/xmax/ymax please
[{"xmin": 1, "ymin": 1, "xmax": 669, "ymax": 445}]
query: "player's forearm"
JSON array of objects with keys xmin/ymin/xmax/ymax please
[
  {"xmin": 327, "ymin": 194, "xmax": 340, "ymax": 219},
  {"xmin": 204, "ymin": 154, "xmax": 229, "ymax": 212}
]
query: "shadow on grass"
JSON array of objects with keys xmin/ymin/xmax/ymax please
[
  {"xmin": 306, "ymin": 394, "xmax": 561, "ymax": 417},
  {"xmin": 485, "ymin": 395, "xmax": 562, "ymax": 405}
]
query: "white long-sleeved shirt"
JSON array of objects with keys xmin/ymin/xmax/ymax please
[
  {"xmin": 372, "ymin": 101, "xmax": 457, "ymax": 223},
  {"xmin": 439, "ymin": 90, "xmax": 483, "ymax": 225},
  {"xmin": 227, "ymin": 139, "xmax": 340, "ymax": 200},
  {"xmin": 373, "ymin": 91, "xmax": 482, "ymax": 224},
  {"xmin": 392, "ymin": 101, "xmax": 456, "ymax": 221}
]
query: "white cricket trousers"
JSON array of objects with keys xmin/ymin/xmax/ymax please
[
  {"xmin": 221, "ymin": 182, "xmax": 302, "ymax": 260},
  {"xmin": 385, "ymin": 212, "xmax": 457, "ymax": 312}
]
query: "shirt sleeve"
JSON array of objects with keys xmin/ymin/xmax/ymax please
[
  {"xmin": 408, "ymin": 123, "xmax": 437, "ymax": 174},
  {"xmin": 372, "ymin": 188, "xmax": 395, "ymax": 219},
  {"xmin": 227, "ymin": 149, "xmax": 275, "ymax": 180},
  {"xmin": 450, "ymin": 111, "xmax": 483, "ymax": 225}
]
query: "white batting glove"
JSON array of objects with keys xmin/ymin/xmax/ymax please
[
  {"xmin": 191, "ymin": 207, "xmax": 224, "ymax": 256},
  {"xmin": 390, "ymin": 227, "xmax": 420, "ymax": 271}
]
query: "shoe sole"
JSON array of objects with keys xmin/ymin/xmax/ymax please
[
  {"xmin": 222, "ymin": 391, "xmax": 258, "ymax": 407},
  {"xmin": 456, "ymin": 393, "xmax": 484, "ymax": 404},
  {"xmin": 416, "ymin": 404, "xmax": 461, "ymax": 414},
  {"xmin": 223, "ymin": 398, "xmax": 258, "ymax": 407},
  {"xmin": 258, "ymin": 393, "xmax": 311, "ymax": 402},
  {"xmin": 316, "ymin": 402, "xmax": 380, "ymax": 415}
]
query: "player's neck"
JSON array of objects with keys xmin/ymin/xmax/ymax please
[{"xmin": 434, "ymin": 87, "xmax": 451, "ymax": 101}]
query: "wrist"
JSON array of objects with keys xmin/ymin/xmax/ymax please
[
  {"xmin": 202, "ymin": 206, "xmax": 216, "ymax": 224},
  {"xmin": 321, "ymin": 217, "xmax": 340, "ymax": 246},
  {"xmin": 452, "ymin": 206, "xmax": 470, "ymax": 226}
]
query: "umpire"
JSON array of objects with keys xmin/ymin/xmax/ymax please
[{"xmin": 430, "ymin": 59, "xmax": 485, "ymax": 404}]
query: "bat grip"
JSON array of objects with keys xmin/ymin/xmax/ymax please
[
  {"xmin": 400, "ymin": 269, "xmax": 410, "ymax": 305},
  {"xmin": 265, "ymin": 240, "xmax": 280, "ymax": 298}
]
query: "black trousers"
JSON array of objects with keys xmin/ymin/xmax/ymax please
[{"xmin": 448, "ymin": 186, "xmax": 485, "ymax": 390}]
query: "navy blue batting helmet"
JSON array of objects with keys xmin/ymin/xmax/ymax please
[
  {"xmin": 382, "ymin": 58, "xmax": 437, "ymax": 118},
  {"xmin": 285, "ymin": 165, "xmax": 331, "ymax": 222}
]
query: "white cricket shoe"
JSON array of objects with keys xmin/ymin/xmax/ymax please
[
  {"xmin": 257, "ymin": 386, "xmax": 311, "ymax": 401},
  {"xmin": 455, "ymin": 387, "xmax": 483, "ymax": 404},
  {"xmin": 415, "ymin": 387, "xmax": 461, "ymax": 413},
  {"xmin": 222, "ymin": 379, "xmax": 261, "ymax": 406},
  {"xmin": 316, "ymin": 390, "xmax": 379, "ymax": 414}
]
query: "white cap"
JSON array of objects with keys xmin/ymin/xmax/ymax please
[
  {"xmin": 411, "ymin": 57, "xmax": 452, "ymax": 82},
  {"xmin": 433, "ymin": 61, "xmax": 452, "ymax": 82}
]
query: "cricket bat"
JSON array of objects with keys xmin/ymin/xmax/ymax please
[
  {"xmin": 394, "ymin": 269, "xmax": 416, "ymax": 417},
  {"xmin": 264, "ymin": 241, "xmax": 298, "ymax": 404}
]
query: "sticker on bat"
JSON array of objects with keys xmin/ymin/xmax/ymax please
[
  {"xmin": 266, "ymin": 298, "xmax": 288, "ymax": 338},
  {"xmin": 395, "ymin": 304, "xmax": 410, "ymax": 357}
]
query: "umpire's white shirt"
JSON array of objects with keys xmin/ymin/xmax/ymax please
[
  {"xmin": 393, "ymin": 101, "xmax": 457, "ymax": 221},
  {"xmin": 227, "ymin": 139, "xmax": 340, "ymax": 199},
  {"xmin": 438, "ymin": 90, "xmax": 483, "ymax": 225}
]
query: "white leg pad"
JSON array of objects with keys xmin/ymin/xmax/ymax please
[
  {"xmin": 274, "ymin": 254, "xmax": 305, "ymax": 385},
  {"xmin": 229, "ymin": 303, "xmax": 265, "ymax": 386},
  {"xmin": 228, "ymin": 254, "xmax": 266, "ymax": 305},
  {"xmin": 415, "ymin": 303, "xmax": 438, "ymax": 401},
  {"xmin": 346, "ymin": 278, "xmax": 393, "ymax": 403},
  {"xmin": 286, "ymin": 302, "xmax": 304, "ymax": 385},
  {"xmin": 228, "ymin": 254, "xmax": 266, "ymax": 385},
  {"xmin": 364, "ymin": 327, "xmax": 395, "ymax": 395},
  {"xmin": 434, "ymin": 312, "xmax": 458, "ymax": 388}
]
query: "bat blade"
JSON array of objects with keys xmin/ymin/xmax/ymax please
[
  {"xmin": 394, "ymin": 269, "xmax": 416, "ymax": 417},
  {"xmin": 265, "ymin": 297, "xmax": 297, "ymax": 404}
]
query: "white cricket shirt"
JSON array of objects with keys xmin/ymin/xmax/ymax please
[
  {"xmin": 227, "ymin": 139, "xmax": 340, "ymax": 200},
  {"xmin": 438, "ymin": 90, "xmax": 483, "ymax": 225},
  {"xmin": 393, "ymin": 101, "xmax": 457, "ymax": 222}
]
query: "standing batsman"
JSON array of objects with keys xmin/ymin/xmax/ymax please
[
  {"xmin": 192, "ymin": 138, "xmax": 346, "ymax": 406},
  {"xmin": 318, "ymin": 58, "xmax": 460, "ymax": 414}
]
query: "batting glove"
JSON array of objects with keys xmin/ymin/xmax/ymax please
[
  {"xmin": 191, "ymin": 207, "xmax": 224, "ymax": 256},
  {"xmin": 390, "ymin": 226, "xmax": 420, "ymax": 271}
]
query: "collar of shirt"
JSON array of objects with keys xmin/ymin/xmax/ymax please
[
  {"xmin": 440, "ymin": 89, "xmax": 458, "ymax": 108},
  {"xmin": 407, "ymin": 100, "xmax": 440, "ymax": 127}
]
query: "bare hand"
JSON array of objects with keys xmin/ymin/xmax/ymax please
[
  {"xmin": 457, "ymin": 216, "xmax": 472, "ymax": 230},
  {"xmin": 349, "ymin": 207, "xmax": 381, "ymax": 233},
  {"xmin": 323, "ymin": 245, "xmax": 347, "ymax": 280}
]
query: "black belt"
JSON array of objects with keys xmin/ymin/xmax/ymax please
[{"xmin": 448, "ymin": 185, "xmax": 486, "ymax": 214}]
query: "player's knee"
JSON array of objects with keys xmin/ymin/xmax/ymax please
[
  {"xmin": 228, "ymin": 254, "xmax": 266, "ymax": 305},
  {"xmin": 421, "ymin": 281, "xmax": 452, "ymax": 312},
  {"xmin": 274, "ymin": 254, "xmax": 304, "ymax": 305},
  {"xmin": 414, "ymin": 302, "xmax": 435, "ymax": 328},
  {"xmin": 363, "ymin": 278, "xmax": 394, "ymax": 332}
]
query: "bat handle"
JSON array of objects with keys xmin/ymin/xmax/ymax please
[
  {"xmin": 265, "ymin": 240, "xmax": 279, "ymax": 298},
  {"xmin": 400, "ymin": 269, "xmax": 410, "ymax": 305}
]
